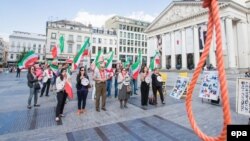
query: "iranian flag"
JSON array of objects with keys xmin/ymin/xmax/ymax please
[
  {"xmin": 150, "ymin": 51, "xmax": 160, "ymax": 71},
  {"xmin": 48, "ymin": 62, "xmax": 58, "ymax": 74},
  {"xmin": 105, "ymin": 51, "xmax": 114, "ymax": 73},
  {"xmin": 131, "ymin": 51, "xmax": 142, "ymax": 79},
  {"xmin": 65, "ymin": 80, "xmax": 73, "ymax": 99},
  {"xmin": 92, "ymin": 49, "xmax": 104, "ymax": 70},
  {"xmin": 83, "ymin": 39, "xmax": 91, "ymax": 56},
  {"xmin": 51, "ymin": 36, "xmax": 64, "ymax": 58},
  {"xmin": 18, "ymin": 51, "xmax": 38, "ymax": 69},
  {"xmin": 72, "ymin": 38, "xmax": 90, "ymax": 70}
]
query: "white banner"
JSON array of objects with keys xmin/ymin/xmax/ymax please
[
  {"xmin": 236, "ymin": 78, "xmax": 250, "ymax": 116},
  {"xmin": 199, "ymin": 71, "xmax": 220, "ymax": 100},
  {"xmin": 169, "ymin": 76, "xmax": 189, "ymax": 99}
]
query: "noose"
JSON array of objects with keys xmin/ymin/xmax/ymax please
[{"xmin": 185, "ymin": 0, "xmax": 231, "ymax": 140}]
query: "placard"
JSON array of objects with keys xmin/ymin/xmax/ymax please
[
  {"xmin": 236, "ymin": 78, "xmax": 250, "ymax": 116},
  {"xmin": 169, "ymin": 76, "xmax": 189, "ymax": 99},
  {"xmin": 199, "ymin": 71, "xmax": 220, "ymax": 100}
]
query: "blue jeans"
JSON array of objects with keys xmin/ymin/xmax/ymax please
[
  {"xmin": 28, "ymin": 87, "xmax": 38, "ymax": 106},
  {"xmin": 106, "ymin": 79, "xmax": 112, "ymax": 97},
  {"xmin": 132, "ymin": 79, "xmax": 138, "ymax": 94},
  {"xmin": 114, "ymin": 79, "xmax": 118, "ymax": 97}
]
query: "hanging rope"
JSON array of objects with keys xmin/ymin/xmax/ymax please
[{"xmin": 186, "ymin": 0, "xmax": 231, "ymax": 140}]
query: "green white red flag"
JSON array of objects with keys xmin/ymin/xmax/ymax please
[
  {"xmin": 18, "ymin": 51, "xmax": 38, "ymax": 69},
  {"xmin": 150, "ymin": 51, "xmax": 160, "ymax": 71},
  {"xmin": 51, "ymin": 36, "xmax": 65, "ymax": 58},
  {"xmin": 48, "ymin": 61, "xmax": 58, "ymax": 74},
  {"xmin": 65, "ymin": 80, "xmax": 73, "ymax": 99},
  {"xmin": 72, "ymin": 38, "xmax": 90, "ymax": 70},
  {"xmin": 131, "ymin": 51, "xmax": 142, "ymax": 79},
  {"xmin": 105, "ymin": 51, "xmax": 114, "ymax": 73}
]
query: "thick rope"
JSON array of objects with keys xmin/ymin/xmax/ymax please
[{"xmin": 185, "ymin": 0, "xmax": 231, "ymax": 140}]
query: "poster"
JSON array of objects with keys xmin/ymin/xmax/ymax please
[
  {"xmin": 199, "ymin": 71, "xmax": 220, "ymax": 100},
  {"xmin": 169, "ymin": 76, "xmax": 189, "ymax": 99},
  {"xmin": 236, "ymin": 78, "xmax": 250, "ymax": 116}
]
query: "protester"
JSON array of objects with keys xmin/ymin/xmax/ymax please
[
  {"xmin": 40, "ymin": 65, "xmax": 53, "ymax": 97},
  {"xmin": 151, "ymin": 68, "xmax": 165, "ymax": 104},
  {"xmin": 93, "ymin": 63, "xmax": 109, "ymax": 112},
  {"xmin": 118, "ymin": 68, "xmax": 131, "ymax": 109},
  {"xmin": 55, "ymin": 68, "xmax": 67, "ymax": 122},
  {"xmin": 114, "ymin": 67, "xmax": 121, "ymax": 98},
  {"xmin": 140, "ymin": 66, "xmax": 150, "ymax": 106},
  {"xmin": 27, "ymin": 65, "xmax": 41, "ymax": 109},
  {"xmin": 127, "ymin": 63, "xmax": 138, "ymax": 95},
  {"xmin": 16, "ymin": 66, "xmax": 21, "ymax": 78},
  {"xmin": 76, "ymin": 67, "xmax": 89, "ymax": 115},
  {"xmin": 34, "ymin": 64, "xmax": 43, "ymax": 88}
]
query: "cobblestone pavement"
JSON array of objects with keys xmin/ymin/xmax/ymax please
[{"xmin": 0, "ymin": 71, "xmax": 248, "ymax": 141}]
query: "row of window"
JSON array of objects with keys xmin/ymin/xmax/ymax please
[
  {"xmin": 119, "ymin": 31, "xmax": 146, "ymax": 40},
  {"xmin": 10, "ymin": 46, "xmax": 42, "ymax": 53},
  {"xmin": 51, "ymin": 33, "xmax": 89, "ymax": 42},
  {"xmin": 11, "ymin": 42, "xmax": 44, "ymax": 49},
  {"xmin": 92, "ymin": 38, "xmax": 117, "ymax": 45},
  {"xmin": 119, "ymin": 24, "xmax": 145, "ymax": 32},
  {"xmin": 119, "ymin": 39, "xmax": 147, "ymax": 47},
  {"xmin": 91, "ymin": 46, "xmax": 117, "ymax": 55},
  {"xmin": 119, "ymin": 46, "xmax": 147, "ymax": 54}
]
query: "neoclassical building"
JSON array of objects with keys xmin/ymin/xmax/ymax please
[{"xmin": 145, "ymin": 0, "xmax": 250, "ymax": 71}]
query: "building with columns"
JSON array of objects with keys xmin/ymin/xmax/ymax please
[{"xmin": 145, "ymin": 0, "xmax": 250, "ymax": 71}]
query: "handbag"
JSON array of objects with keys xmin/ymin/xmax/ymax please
[
  {"xmin": 126, "ymin": 85, "xmax": 131, "ymax": 93},
  {"xmin": 34, "ymin": 82, "xmax": 41, "ymax": 89}
]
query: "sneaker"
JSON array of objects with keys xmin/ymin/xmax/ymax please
[
  {"xmin": 27, "ymin": 105, "xmax": 32, "ymax": 109},
  {"xmin": 55, "ymin": 117, "xmax": 60, "ymax": 122},
  {"xmin": 34, "ymin": 104, "xmax": 40, "ymax": 107},
  {"xmin": 60, "ymin": 114, "xmax": 65, "ymax": 117},
  {"xmin": 40, "ymin": 95, "xmax": 43, "ymax": 97}
]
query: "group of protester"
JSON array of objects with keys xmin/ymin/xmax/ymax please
[{"xmin": 26, "ymin": 61, "xmax": 165, "ymax": 122}]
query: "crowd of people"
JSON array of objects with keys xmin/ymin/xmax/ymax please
[{"xmin": 25, "ymin": 61, "xmax": 166, "ymax": 122}]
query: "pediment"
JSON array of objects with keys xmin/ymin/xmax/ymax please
[{"xmin": 145, "ymin": 1, "xmax": 207, "ymax": 32}]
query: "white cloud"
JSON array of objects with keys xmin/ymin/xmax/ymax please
[
  {"xmin": 73, "ymin": 11, "xmax": 115, "ymax": 27},
  {"xmin": 73, "ymin": 10, "xmax": 156, "ymax": 28},
  {"xmin": 127, "ymin": 11, "xmax": 156, "ymax": 22}
]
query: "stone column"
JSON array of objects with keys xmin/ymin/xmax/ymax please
[
  {"xmin": 236, "ymin": 21, "xmax": 249, "ymax": 68},
  {"xmin": 225, "ymin": 17, "xmax": 236, "ymax": 68},
  {"xmin": 170, "ymin": 32, "xmax": 176, "ymax": 69},
  {"xmin": 146, "ymin": 37, "xmax": 151, "ymax": 66},
  {"xmin": 209, "ymin": 30, "xmax": 217, "ymax": 67},
  {"xmin": 193, "ymin": 25, "xmax": 200, "ymax": 68},
  {"xmin": 181, "ymin": 28, "xmax": 187, "ymax": 70},
  {"xmin": 161, "ymin": 34, "xmax": 166, "ymax": 69}
]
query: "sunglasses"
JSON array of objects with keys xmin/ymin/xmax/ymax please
[{"xmin": 80, "ymin": 70, "xmax": 84, "ymax": 71}]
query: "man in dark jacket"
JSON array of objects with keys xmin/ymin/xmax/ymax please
[{"xmin": 151, "ymin": 68, "xmax": 165, "ymax": 104}]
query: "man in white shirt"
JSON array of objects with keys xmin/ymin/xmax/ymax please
[{"xmin": 40, "ymin": 65, "xmax": 53, "ymax": 97}]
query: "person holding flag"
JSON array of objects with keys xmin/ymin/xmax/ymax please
[
  {"xmin": 55, "ymin": 68, "xmax": 68, "ymax": 122},
  {"xmin": 40, "ymin": 65, "xmax": 53, "ymax": 97}
]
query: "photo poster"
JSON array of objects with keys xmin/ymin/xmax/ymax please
[
  {"xmin": 156, "ymin": 34, "xmax": 162, "ymax": 55},
  {"xmin": 236, "ymin": 78, "xmax": 250, "ymax": 116},
  {"xmin": 199, "ymin": 71, "xmax": 220, "ymax": 100},
  {"xmin": 169, "ymin": 76, "xmax": 189, "ymax": 99},
  {"xmin": 198, "ymin": 24, "xmax": 207, "ymax": 50}
]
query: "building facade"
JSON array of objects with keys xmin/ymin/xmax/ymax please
[
  {"xmin": 145, "ymin": 0, "xmax": 250, "ymax": 71},
  {"xmin": 8, "ymin": 31, "xmax": 46, "ymax": 65},
  {"xmin": 0, "ymin": 37, "xmax": 7, "ymax": 67},
  {"xmin": 105, "ymin": 16, "xmax": 150, "ymax": 64},
  {"xmin": 91, "ymin": 27, "xmax": 118, "ymax": 63},
  {"xmin": 46, "ymin": 20, "xmax": 92, "ymax": 67}
]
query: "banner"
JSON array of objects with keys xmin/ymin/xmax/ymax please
[
  {"xmin": 199, "ymin": 71, "xmax": 220, "ymax": 100},
  {"xmin": 236, "ymin": 78, "xmax": 250, "ymax": 116},
  {"xmin": 169, "ymin": 76, "xmax": 189, "ymax": 99}
]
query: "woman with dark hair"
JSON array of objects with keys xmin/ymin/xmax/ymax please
[
  {"xmin": 140, "ymin": 66, "xmax": 150, "ymax": 106},
  {"xmin": 76, "ymin": 66, "xmax": 89, "ymax": 115},
  {"xmin": 27, "ymin": 65, "xmax": 41, "ymax": 109},
  {"xmin": 55, "ymin": 68, "xmax": 67, "ymax": 122}
]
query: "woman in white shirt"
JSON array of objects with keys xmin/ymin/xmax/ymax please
[
  {"xmin": 118, "ymin": 68, "xmax": 131, "ymax": 109},
  {"xmin": 140, "ymin": 66, "xmax": 150, "ymax": 106},
  {"xmin": 55, "ymin": 68, "xmax": 67, "ymax": 122}
]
